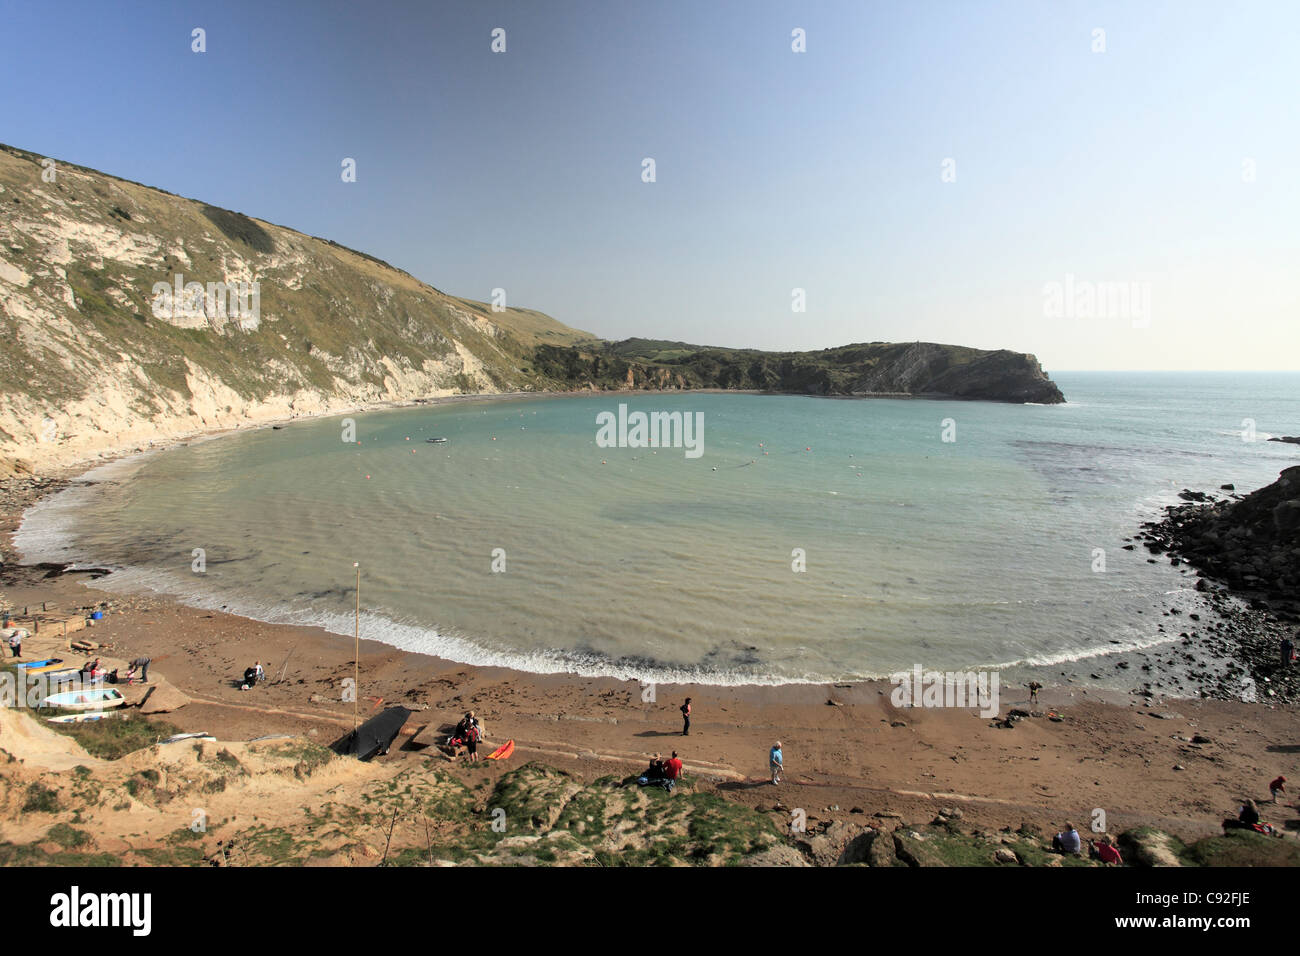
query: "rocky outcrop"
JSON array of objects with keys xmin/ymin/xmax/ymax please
[
  {"xmin": 917, "ymin": 347, "xmax": 1063, "ymax": 403},
  {"xmin": 539, "ymin": 339, "xmax": 1066, "ymax": 404},
  {"xmin": 1140, "ymin": 467, "xmax": 1300, "ymax": 617}
]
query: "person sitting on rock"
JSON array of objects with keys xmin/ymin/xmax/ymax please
[{"xmin": 1051, "ymin": 822, "xmax": 1081, "ymax": 854}]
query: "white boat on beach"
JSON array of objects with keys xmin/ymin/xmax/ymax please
[{"xmin": 39, "ymin": 688, "xmax": 127, "ymax": 712}]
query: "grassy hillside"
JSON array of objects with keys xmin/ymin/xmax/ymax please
[{"xmin": 0, "ymin": 142, "xmax": 596, "ymax": 469}]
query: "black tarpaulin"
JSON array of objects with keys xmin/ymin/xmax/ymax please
[{"xmin": 334, "ymin": 706, "xmax": 412, "ymax": 760}]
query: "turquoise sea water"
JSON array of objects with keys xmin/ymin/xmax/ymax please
[{"xmin": 18, "ymin": 372, "xmax": 1299, "ymax": 685}]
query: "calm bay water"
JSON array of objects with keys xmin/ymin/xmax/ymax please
[{"xmin": 18, "ymin": 372, "xmax": 1299, "ymax": 685}]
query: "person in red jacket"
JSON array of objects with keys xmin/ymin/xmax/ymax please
[
  {"xmin": 1088, "ymin": 837, "xmax": 1123, "ymax": 865},
  {"xmin": 1269, "ymin": 775, "xmax": 1287, "ymax": 803},
  {"xmin": 662, "ymin": 751, "xmax": 683, "ymax": 792}
]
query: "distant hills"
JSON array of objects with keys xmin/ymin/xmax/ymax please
[
  {"xmin": 547, "ymin": 338, "xmax": 1063, "ymax": 403},
  {"xmin": 0, "ymin": 143, "xmax": 1062, "ymax": 471}
]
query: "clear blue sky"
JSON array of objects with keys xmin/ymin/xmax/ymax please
[{"xmin": 3, "ymin": 0, "xmax": 1296, "ymax": 370}]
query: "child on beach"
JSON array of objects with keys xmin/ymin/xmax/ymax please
[
  {"xmin": 1270, "ymin": 775, "xmax": 1287, "ymax": 803},
  {"xmin": 769, "ymin": 741, "xmax": 783, "ymax": 785},
  {"xmin": 6, "ymin": 628, "xmax": 22, "ymax": 658}
]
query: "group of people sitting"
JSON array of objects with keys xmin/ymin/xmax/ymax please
[
  {"xmin": 637, "ymin": 751, "xmax": 684, "ymax": 792},
  {"xmin": 1050, "ymin": 822, "xmax": 1124, "ymax": 864},
  {"xmin": 82, "ymin": 656, "xmax": 150, "ymax": 685},
  {"xmin": 80, "ymin": 658, "xmax": 107, "ymax": 683}
]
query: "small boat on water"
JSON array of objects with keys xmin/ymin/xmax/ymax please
[
  {"xmin": 39, "ymin": 688, "xmax": 126, "ymax": 712},
  {"xmin": 425, "ymin": 437, "xmax": 448, "ymax": 443}
]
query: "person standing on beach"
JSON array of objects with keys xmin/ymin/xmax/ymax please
[
  {"xmin": 1281, "ymin": 637, "xmax": 1295, "ymax": 668},
  {"xmin": 769, "ymin": 741, "xmax": 783, "ymax": 785},
  {"xmin": 6, "ymin": 628, "xmax": 22, "ymax": 658},
  {"xmin": 465, "ymin": 719, "xmax": 481, "ymax": 762},
  {"xmin": 127, "ymin": 656, "xmax": 151, "ymax": 683},
  {"xmin": 681, "ymin": 697, "xmax": 692, "ymax": 736},
  {"xmin": 1028, "ymin": 681, "xmax": 1042, "ymax": 706}
]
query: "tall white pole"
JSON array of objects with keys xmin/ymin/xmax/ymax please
[{"xmin": 353, "ymin": 562, "xmax": 360, "ymax": 733}]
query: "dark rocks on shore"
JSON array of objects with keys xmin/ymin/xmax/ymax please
[
  {"xmin": 1140, "ymin": 466, "xmax": 1300, "ymax": 612},
  {"xmin": 1136, "ymin": 466, "xmax": 1300, "ymax": 703}
]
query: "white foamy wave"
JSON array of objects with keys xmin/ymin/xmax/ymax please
[
  {"xmin": 76, "ymin": 563, "xmax": 843, "ymax": 687},
  {"xmin": 1214, "ymin": 429, "xmax": 1274, "ymax": 441},
  {"xmin": 13, "ymin": 453, "xmax": 155, "ymax": 565}
]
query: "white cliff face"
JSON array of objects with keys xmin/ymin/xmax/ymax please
[{"xmin": 0, "ymin": 145, "xmax": 589, "ymax": 474}]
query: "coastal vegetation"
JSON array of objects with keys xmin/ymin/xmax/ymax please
[{"xmin": 2, "ymin": 717, "xmax": 1294, "ymax": 867}]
